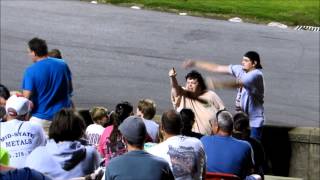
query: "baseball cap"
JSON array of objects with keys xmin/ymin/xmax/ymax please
[
  {"xmin": 5, "ymin": 95, "xmax": 33, "ymax": 116},
  {"xmin": 119, "ymin": 116, "xmax": 147, "ymax": 144}
]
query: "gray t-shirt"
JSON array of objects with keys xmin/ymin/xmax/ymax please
[{"xmin": 229, "ymin": 65, "xmax": 265, "ymax": 127}]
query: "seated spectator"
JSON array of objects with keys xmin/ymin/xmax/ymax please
[
  {"xmin": 0, "ymin": 167, "xmax": 52, "ymax": 180},
  {"xmin": 233, "ymin": 112, "xmax": 265, "ymax": 179},
  {"xmin": 180, "ymin": 108, "xmax": 204, "ymax": 139},
  {"xmin": 201, "ymin": 110, "xmax": 261, "ymax": 180},
  {"xmin": 86, "ymin": 106, "xmax": 109, "ymax": 146},
  {"xmin": 0, "ymin": 95, "xmax": 46, "ymax": 168},
  {"xmin": 147, "ymin": 110, "xmax": 206, "ymax": 180},
  {"xmin": 105, "ymin": 116, "xmax": 174, "ymax": 180},
  {"xmin": 0, "ymin": 84, "xmax": 10, "ymax": 122},
  {"xmin": 48, "ymin": 49, "xmax": 62, "ymax": 59},
  {"xmin": 98, "ymin": 101, "xmax": 133, "ymax": 166},
  {"xmin": 136, "ymin": 98, "xmax": 159, "ymax": 142},
  {"xmin": 25, "ymin": 109, "xmax": 100, "ymax": 179}
]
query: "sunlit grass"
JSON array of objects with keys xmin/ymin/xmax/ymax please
[{"xmin": 97, "ymin": 0, "xmax": 319, "ymax": 26}]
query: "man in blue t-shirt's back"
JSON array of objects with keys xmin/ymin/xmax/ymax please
[
  {"xmin": 22, "ymin": 37, "xmax": 73, "ymax": 133},
  {"xmin": 200, "ymin": 110, "xmax": 261, "ymax": 180}
]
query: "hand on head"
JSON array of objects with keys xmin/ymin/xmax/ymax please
[{"xmin": 182, "ymin": 59, "xmax": 195, "ymax": 69}]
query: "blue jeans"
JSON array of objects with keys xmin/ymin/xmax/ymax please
[{"xmin": 251, "ymin": 127, "xmax": 263, "ymax": 141}]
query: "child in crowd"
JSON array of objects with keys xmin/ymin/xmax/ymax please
[
  {"xmin": 136, "ymin": 98, "xmax": 159, "ymax": 143},
  {"xmin": 86, "ymin": 106, "xmax": 109, "ymax": 147},
  {"xmin": 48, "ymin": 49, "xmax": 62, "ymax": 59},
  {"xmin": 180, "ymin": 108, "xmax": 204, "ymax": 139},
  {"xmin": 98, "ymin": 102, "xmax": 133, "ymax": 166}
]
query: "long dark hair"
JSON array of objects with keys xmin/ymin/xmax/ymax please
[
  {"xmin": 185, "ymin": 70, "xmax": 207, "ymax": 91},
  {"xmin": 109, "ymin": 102, "xmax": 133, "ymax": 146},
  {"xmin": 180, "ymin": 108, "xmax": 195, "ymax": 134},
  {"xmin": 0, "ymin": 84, "xmax": 10, "ymax": 100}
]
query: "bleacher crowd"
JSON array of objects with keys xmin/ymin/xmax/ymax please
[{"xmin": 0, "ymin": 37, "xmax": 265, "ymax": 180}]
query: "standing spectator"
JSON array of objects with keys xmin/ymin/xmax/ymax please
[
  {"xmin": 200, "ymin": 110, "xmax": 260, "ymax": 180},
  {"xmin": 183, "ymin": 51, "xmax": 265, "ymax": 140},
  {"xmin": 233, "ymin": 112, "xmax": 265, "ymax": 179},
  {"xmin": 180, "ymin": 108, "xmax": 203, "ymax": 139},
  {"xmin": 0, "ymin": 95, "xmax": 46, "ymax": 168},
  {"xmin": 147, "ymin": 110, "xmax": 206, "ymax": 180},
  {"xmin": 25, "ymin": 109, "xmax": 100, "ymax": 179},
  {"xmin": 105, "ymin": 116, "xmax": 174, "ymax": 180},
  {"xmin": 136, "ymin": 98, "xmax": 159, "ymax": 142},
  {"xmin": 47, "ymin": 48, "xmax": 75, "ymax": 110},
  {"xmin": 22, "ymin": 37, "xmax": 73, "ymax": 133},
  {"xmin": 169, "ymin": 68, "xmax": 225, "ymax": 135},
  {"xmin": 85, "ymin": 106, "xmax": 109, "ymax": 146},
  {"xmin": 98, "ymin": 102, "xmax": 133, "ymax": 166},
  {"xmin": 0, "ymin": 84, "xmax": 10, "ymax": 122}
]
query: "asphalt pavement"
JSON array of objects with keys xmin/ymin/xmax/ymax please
[{"xmin": 1, "ymin": 0, "xmax": 319, "ymax": 127}]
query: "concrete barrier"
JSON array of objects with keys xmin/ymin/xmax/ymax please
[
  {"xmin": 288, "ymin": 127, "xmax": 320, "ymax": 180},
  {"xmin": 265, "ymin": 175, "xmax": 303, "ymax": 180},
  {"xmin": 262, "ymin": 126, "xmax": 319, "ymax": 180}
]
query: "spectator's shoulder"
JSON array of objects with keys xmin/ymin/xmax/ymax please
[
  {"xmin": 235, "ymin": 138, "xmax": 252, "ymax": 150},
  {"xmin": 185, "ymin": 136, "xmax": 202, "ymax": 143},
  {"xmin": 107, "ymin": 152, "xmax": 126, "ymax": 166},
  {"xmin": 23, "ymin": 121, "xmax": 41, "ymax": 129},
  {"xmin": 200, "ymin": 135, "xmax": 211, "ymax": 143},
  {"xmin": 147, "ymin": 152, "xmax": 169, "ymax": 166}
]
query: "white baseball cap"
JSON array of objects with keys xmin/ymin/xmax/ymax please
[{"xmin": 5, "ymin": 95, "xmax": 33, "ymax": 116}]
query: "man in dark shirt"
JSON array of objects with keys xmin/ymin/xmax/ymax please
[{"xmin": 105, "ymin": 116, "xmax": 174, "ymax": 180}]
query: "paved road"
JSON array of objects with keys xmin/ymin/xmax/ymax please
[{"xmin": 1, "ymin": 0, "xmax": 319, "ymax": 127}]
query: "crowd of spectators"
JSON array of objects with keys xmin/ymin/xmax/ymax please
[{"xmin": 1, "ymin": 37, "xmax": 265, "ymax": 180}]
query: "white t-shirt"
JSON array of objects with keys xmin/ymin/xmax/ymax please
[
  {"xmin": 143, "ymin": 119, "xmax": 159, "ymax": 142},
  {"xmin": 147, "ymin": 135, "xmax": 206, "ymax": 180},
  {"xmin": 85, "ymin": 123, "xmax": 105, "ymax": 145},
  {"xmin": 0, "ymin": 119, "xmax": 46, "ymax": 168}
]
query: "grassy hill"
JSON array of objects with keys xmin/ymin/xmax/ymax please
[{"xmin": 97, "ymin": 0, "xmax": 320, "ymax": 26}]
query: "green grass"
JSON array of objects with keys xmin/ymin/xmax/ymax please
[{"xmin": 97, "ymin": 0, "xmax": 319, "ymax": 26}]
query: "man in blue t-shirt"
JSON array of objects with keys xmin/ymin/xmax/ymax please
[
  {"xmin": 22, "ymin": 37, "xmax": 73, "ymax": 133},
  {"xmin": 200, "ymin": 110, "xmax": 260, "ymax": 180},
  {"xmin": 183, "ymin": 51, "xmax": 265, "ymax": 140}
]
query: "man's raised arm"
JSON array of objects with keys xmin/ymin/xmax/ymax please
[
  {"xmin": 183, "ymin": 59, "xmax": 230, "ymax": 74},
  {"xmin": 169, "ymin": 68, "xmax": 183, "ymax": 97},
  {"xmin": 206, "ymin": 77, "xmax": 243, "ymax": 90}
]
